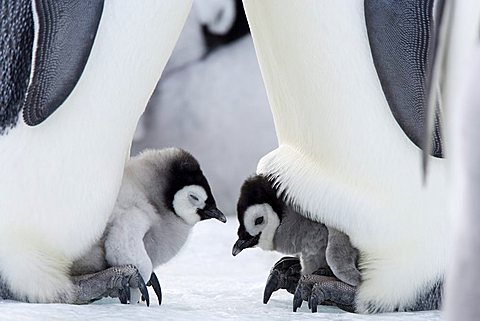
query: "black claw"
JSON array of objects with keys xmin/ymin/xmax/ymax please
[
  {"xmin": 137, "ymin": 275, "xmax": 150, "ymax": 307},
  {"xmin": 119, "ymin": 291, "xmax": 128, "ymax": 304},
  {"xmin": 264, "ymin": 256, "xmax": 302, "ymax": 302},
  {"xmin": 119, "ymin": 290, "xmax": 128, "ymax": 304},
  {"xmin": 263, "ymin": 272, "xmax": 279, "ymax": 304},
  {"xmin": 119, "ymin": 277, "xmax": 129, "ymax": 304},
  {"xmin": 148, "ymin": 272, "xmax": 162, "ymax": 306},
  {"xmin": 126, "ymin": 276, "xmax": 132, "ymax": 301},
  {"xmin": 293, "ymin": 287, "xmax": 303, "ymax": 312},
  {"xmin": 125, "ymin": 277, "xmax": 132, "ymax": 303},
  {"xmin": 310, "ymin": 295, "xmax": 318, "ymax": 313}
]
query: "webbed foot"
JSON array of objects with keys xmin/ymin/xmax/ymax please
[{"xmin": 293, "ymin": 274, "xmax": 355, "ymax": 313}]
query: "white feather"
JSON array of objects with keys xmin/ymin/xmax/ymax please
[
  {"xmin": 244, "ymin": 0, "xmax": 449, "ymax": 312},
  {"xmin": 243, "ymin": 204, "xmax": 279, "ymax": 251},
  {"xmin": 173, "ymin": 185, "xmax": 207, "ymax": 225},
  {"xmin": 104, "ymin": 177, "xmax": 155, "ymax": 283},
  {"xmin": 0, "ymin": 0, "xmax": 192, "ymax": 302}
]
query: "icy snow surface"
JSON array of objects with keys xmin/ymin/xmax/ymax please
[{"xmin": 1, "ymin": 220, "xmax": 441, "ymax": 321}]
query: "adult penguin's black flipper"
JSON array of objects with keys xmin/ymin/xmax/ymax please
[
  {"xmin": 364, "ymin": 0, "xmax": 444, "ymax": 158},
  {"xmin": 0, "ymin": 0, "xmax": 34, "ymax": 134},
  {"xmin": 23, "ymin": 0, "xmax": 105, "ymax": 126}
]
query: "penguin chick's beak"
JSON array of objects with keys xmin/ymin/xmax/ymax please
[
  {"xmin": 198, "ymin": 207, "xmax": 227, "ymax": 223},
  {"xmin": 232, "ymin": 234, "xmax": 260, "ymax": 256}
]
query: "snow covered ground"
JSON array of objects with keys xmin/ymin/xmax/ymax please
[{"xmin": 1, "ymin": 220, "xmax": 442, "ymax": 321}]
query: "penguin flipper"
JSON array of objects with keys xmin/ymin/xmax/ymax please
[
  {"xmin": 364, "ymin": 0, "xmax": 443, "ymax": 157},
  {"xmin": 23, "ymin": 0, "xmax": 104, "ymax": 126},
  {"xmin": 0, "ymin": 0, "xmax": 34, "ymax": 134}
]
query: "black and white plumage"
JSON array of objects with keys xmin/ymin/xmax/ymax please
[
  {"xmin": 232, "ymin": 175, "xmax": 360, "ymax": 291},
  {"xmin": 72, "ymin": 148, "xmax": 226, "ymax": 304},
  {"xmin": 243, "ymin": 0, "xmax": 447, "ymax": 313},
  {"xmin": 0, "ymin": 0, "xmax": 192, "ymax": 303}
]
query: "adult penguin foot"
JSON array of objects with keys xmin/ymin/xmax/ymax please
[
  {"xmin": 293, "ymin": 274, "xmax": 355, "ymax": 313},
  {"xmin": 70, "ymin": 265, "xmax": 149, "ymax": 306}
]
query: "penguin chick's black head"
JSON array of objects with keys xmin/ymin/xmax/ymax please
[
  {"xmin": 163, "ymin": 148, "xmax": 226, "ymax": 224},
  {"xmin": 232, "ymin": 174, "xmax": 284, "ymax": 256}
]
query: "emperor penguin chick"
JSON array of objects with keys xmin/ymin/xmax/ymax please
[
  {"xmin": 72, "ymin": 148, "xmax": 226, "ymax": 304},
  {"xmin": 232, "ymin": 175, "xmax": 360, "ymax": 309}
]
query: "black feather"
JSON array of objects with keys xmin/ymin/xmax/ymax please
[
  {"xmin": 0, "ymin": 0, "xmax": 33, "ymax": 134},
  {"xmin": 163, "ymin": 149, "xmax": 217, "ymax": 213}
]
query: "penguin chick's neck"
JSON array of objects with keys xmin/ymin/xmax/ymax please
[{"xmin": 273, "ymin": 206, "xmax": 328, "ymax": 256}]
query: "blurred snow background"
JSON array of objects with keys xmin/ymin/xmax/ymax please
[{"xmin": 131, "ymin": 0, "xmax": 277, "ymax": 216}]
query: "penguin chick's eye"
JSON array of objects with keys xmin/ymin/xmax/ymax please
[
  {"xmin": 255, "ymin": 216, "xmax": 264, "ymax": 225},
  {"xmin": 189, "ymin": 194, "xmax": 199, "ymax": 202}
]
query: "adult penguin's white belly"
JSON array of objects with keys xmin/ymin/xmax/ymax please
[
  {"xmin": 243, "ymin": 0, "xmax": 449, "ymax": 312},
  {"xmin": 0, "ymin": 0, "xmax": 191, "ymax": 302}
]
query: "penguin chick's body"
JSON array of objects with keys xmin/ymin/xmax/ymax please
[
  {"xmin": 72, "ymin": 148, "xmax": 226, "ymax": 283},
  {"xmin": 233, "ymin": 175, "xmax": 360, "ymax": 286}
]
